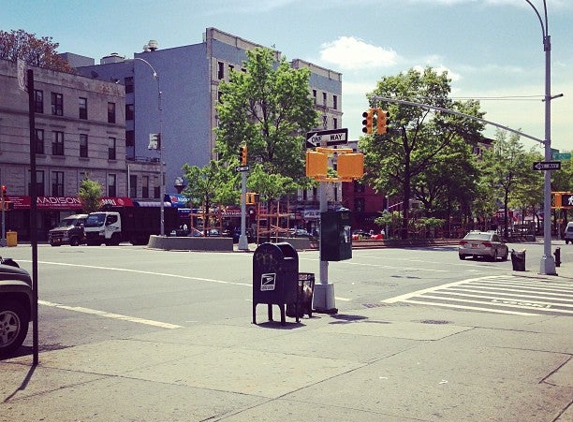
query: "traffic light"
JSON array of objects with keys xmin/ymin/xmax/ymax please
[
  {"xmin": 246, "ymin": 192, "xmax": 259, "ymax": 205},
  {"xmin": 362, "ymin": 109, "xmax": 373, "ymax": 134},
  {"xmin": 239, "ymin": 145, "xmax": 248, "ymax": 165},
  {"xmin": 376, "ymin": 109, "xmax": 389, "ymax": 135},
  {"xmin": 306, "ymin": 150, "xmax": 328, "ymax": 177},
  {"xmin": 337, "ymin": 153, "xmax": 364, "ymax": 179}
]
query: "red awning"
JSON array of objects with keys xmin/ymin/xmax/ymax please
[{"xmin": 5, "ymin": 196, "xmax": 133, "ymax": 210}]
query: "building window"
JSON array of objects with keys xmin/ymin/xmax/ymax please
[
  {"xmin": 108, "ymin": 137, "xmax": 116, "ymax": 160},
  {"xmin": 333, "ymin": 118, "xmax": 338, "ymax": 129},
  {"xmin": 34, "ymin": 90, "xmax": 43, "ymax": 113},
  {"xmin": 354, "ymin": 198, "xmax": 365, "ymax": 213},
  {"xmin": 125, "ymin": 104, "xmax": 134, "ymax": 120},
  {"xmin": 108, "ymin": 102, "xmax": 116, "ymax": 123},
  {"xmin": 51, "ymin": 92, "xmax": 63, "ymax": 116},
  {"xmin": 217, "ymin": 61, "xmax": 224, "ymax": 79},
  {"xmin": 52, "ymin": 171, "xmax": 64, "ymax": 196},
  {"xmin": 142, "ymin": 176, "xmax": 149, "ymax": 199},
  {"xmin": 322, "ymin": 92, "xmax": 327, "ymax": 106},
  {"xmin": 126, "ymin": 130, "xmax": 134, "ymax": 147},
  {"xmin": 79, "ymin": 134, "xmax": 88, "ymax": 158},
  {"xmin": 108, "ymin": 174, "xmax": 117, "ymax": 197},
  {"xmin": 79, "ymin": 97, "xmax": 88, "ymax": 119},
  {"xmin": 52, "ymin": 131, "xmax": 64, "ymax": 155},
  {"xmin": 312, "ymin": 90, "xmax": 317, "ymax": 104},
  {"xmin": 153, "ymin": 176, "xmax": 160, "ymax": 198},
  {"xmin": 124, "ymin": 77, "xmax": 134, "ymax": 94},
  {"xmin": 28, "ymin": 170, "xmax": 45, "ymax": 196},
  {"xmin": 129, "ymin": 175, "xmax": 137, "ymax": 198},
  {"xmin": 35, "ymin": 129, "xmax": 44, "ymax": 154},
  {"xmin": 333, "ymin": 95, "xmax": 338, "ymax": 110}
]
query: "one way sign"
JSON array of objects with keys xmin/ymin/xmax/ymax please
[
  {"xmin": 306, "ymin": 128, "xmax": 348, "ymax": 148},
  {"xmin": 532, "ymin": 161, "xmax": 561, "ymax": 171}
]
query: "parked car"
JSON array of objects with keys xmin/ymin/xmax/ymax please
[
  {"xmin": 0, "ymin": 257, "xmax": 32, "ymax": 358},
  {"xmin": 564, "ymin": 222, "xmax": 573, "ymax": 244},
  {"xmin": 458, "ymin": 231, "xmax": 509, "ymax": 261}
]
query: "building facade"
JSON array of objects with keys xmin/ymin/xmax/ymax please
[
  {"xmin": 0, "ymin": 58, "xmax": 154, "ymax": 239},
  {"xmin": 73, "ymin": 28, "xmax": 343, "ymax": 214}
]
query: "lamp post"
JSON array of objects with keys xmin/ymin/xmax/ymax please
[
  {"xmin": 134, "ymin": 57, "xmax": 165, "ymax": 236},
  {"xmin": 525, "ymin": 0, "xmax": 556, "ymax": 275}
]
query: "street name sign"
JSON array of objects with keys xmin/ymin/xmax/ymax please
[
  {"xmin": 552, "ymin": 152, "xmax": 571, "ymax": 160},
  {"xmin": 235, "ymin": 165, "xmax": 250, "ymax": 172},
  {"xmin": 306, "ymin": 128, "xmax": 348, "ymax": 148},
  {"xmin": 533, "ymin": 161, "xmax": 561, "ymax": 171}
]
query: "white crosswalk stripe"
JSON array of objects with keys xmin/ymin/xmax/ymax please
[{"xmin": 383, "ymin": 275, "xmax": 573, "ymax": 316}]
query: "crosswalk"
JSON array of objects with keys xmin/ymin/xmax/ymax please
[{"xmin": 383, "ymin": 275, "xmax": 573, "ymax": 316}]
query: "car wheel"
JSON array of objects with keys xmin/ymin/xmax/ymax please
[
  {"xmin": 0, "ymin": 300, "xmax": 30, "ymax": 358},
  {"xmin": 459, "ymin": 254, "xmax": 466, "ymax": 260},
  {"xmin": 566, "ymin": 240, "xmax": 570, "ymax": 245},
  {"xmin": 70, "ymin": 237, "xmax": 80, "ymax": 246},
  {"xmin": 501, "ymin": 250, "xmax": 508, "ymax": 261},
  {"xmin": 490, "ymin": 250, "xmax": 498, "ymax": 262}
]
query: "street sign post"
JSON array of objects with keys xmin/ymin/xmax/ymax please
[
  {"xmin": 306, "ymin": 128, "xmax": 348, "ymax": 148},
  {"xmin": 533, "ymin": 161, "xmax": 561, "ymax": 171}
]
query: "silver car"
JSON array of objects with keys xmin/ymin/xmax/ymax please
[{"xmin": 459, "ymin": 231, "xmax": 509, "ymax": 261}]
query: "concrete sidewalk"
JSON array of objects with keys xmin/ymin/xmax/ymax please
[{"xmin": 1, "ymin": 269, "xmax": 572, "ymax": 421}]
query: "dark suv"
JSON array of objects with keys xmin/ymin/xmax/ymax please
[
  {"xmin": 48, "ymin": 214, "xmax": 88, "ymax": 246},
  {"xmin": 0, "ymin": 257, "xmax": 32, "ymax": 358}
]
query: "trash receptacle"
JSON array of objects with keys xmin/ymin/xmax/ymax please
[
  {"xmin": 286, "ymin": 272, "xmax": 315, "ymax": 319},
  {"xmin": 253, "ymin": 242, "xmax": 299, "ymax": 325},
  {"xmin": 6, "ymin": 231, "xmax": 17, "ymax": 247},
  {"xmin": 511, "ymin": 249, "xmax": 526, "ymax": 271}
]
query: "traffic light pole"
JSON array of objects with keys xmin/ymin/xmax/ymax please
[
  {"xmin": 238, "ymin": 170, "xmax": 249, "ymax": 251},
  {"xmin": 313, "ymin": 181, "xmax": 337, "ymax": 313}
]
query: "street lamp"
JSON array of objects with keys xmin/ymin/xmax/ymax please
[
  {"xmin": 525, "ymin": 0, "xmax": 556, "ymax": 275},
  {"xmin": 134, "ymin": 57, "xmax": 165, "ymax": 236}
]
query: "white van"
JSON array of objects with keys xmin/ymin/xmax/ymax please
[{"xmin": 564, "ymin": 222, "xmax": 573, "ymax": 244}]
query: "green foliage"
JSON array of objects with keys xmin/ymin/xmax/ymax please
[
  {"xmin": 360, "ymin": 66, "xmax": 485, "ymax": 238},
  {"xmin": 182, "ymin": 160, "xmax": 238, "ymax": 208},
  {"xmin": 215, "ymin": 47, "xmax": 318, "ymax": 183},
  {"xmin": 247, "ymin": 164, "xmax": 297, "ymax": 203},
  {"xmin": 0, "ymin": 29, "xmax": 76, "ymax": 73},
  {"xmin": 479, "ymin": 129, "xmax": 535, "ymax": 235},
  {"xmin": 78, "ymin": 178, "xmax": 102, "ymax": 213}
]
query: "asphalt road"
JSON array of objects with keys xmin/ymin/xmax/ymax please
[{"xmin": 3, "ymin": 240, "xmax": 570, "ymax": 354}]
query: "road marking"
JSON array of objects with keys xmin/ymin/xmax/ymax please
[
  {"xmin": 382, "ymin": 275, "xmax": 573, "ymax": 316},
  {"xmin": 383, "ymin": 275, "xmax": 507, "ymax": 303},
  {"xmin": 30, "ymin": 260, "xmax": 252, "ymax": 287},
  {"xmin": 39, "ymin": 300, "xmax": 183, "ymax": 329}
]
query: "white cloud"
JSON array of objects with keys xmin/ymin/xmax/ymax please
[
  {"xmin": 319, "ymin": 36, "xmax": 398, "ymax": 70},
  {"xmin": 412, "ymin": 64, "xmax": 462, "ymax": 82}
]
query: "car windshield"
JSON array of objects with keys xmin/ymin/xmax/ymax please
[
  {"xmin": 464, "ymin": 233, "xmax": 492, "ymax": 241},
  {"xmin": 56, "ymin": 219, "xmax": 75, "ymax": 228},
  {"xmin": 85, "ymin": 213, "xmax": 106, "ymax": 227}
]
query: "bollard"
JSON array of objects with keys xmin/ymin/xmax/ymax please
[{"xmin": 554, "ymin": 247, "xmax": 561, "ymax": 267}]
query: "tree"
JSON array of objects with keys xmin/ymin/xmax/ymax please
[
  {"xmin": 78, "ymin": 178, "xmax": 102, "ymax": 213},
  {"xmin": 182, "ymin": 160, "xmax": 238, "ymax": 233},
  {"xmin": 479, "ymin": 130, "xmax": 532, "ymax": 237},
  {"xmin": 0, "ymin": 29, "xmax": 76, "ymax": 73},
  {"xmin": 360, "ymin": 67, "xmax": 485, "ymax": 238},
  {"xmin": 215, "ymin": 47, "xmax": 318, "ymax": 185}
]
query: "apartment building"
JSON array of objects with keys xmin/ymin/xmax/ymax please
[
  {"xmin": 0, "ymin": 58, "xmax": 154, "ymax": 239},
  {"xmin": 73, "ymin": 28, "xmax": 344, "ymax": 217}
]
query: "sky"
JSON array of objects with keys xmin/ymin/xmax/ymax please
[{"xmin": 2, "ymin": 0, "xmax": 572, "ymax": 154}]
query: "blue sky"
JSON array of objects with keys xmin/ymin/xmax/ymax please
[{"xmin": 3, "ymin": 0, "xmax": 572, "ymax": 153}]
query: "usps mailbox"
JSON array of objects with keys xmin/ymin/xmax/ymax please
[{"xmin": 252, "ymin": 242, "xmax": 299, "ymax": 325}]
